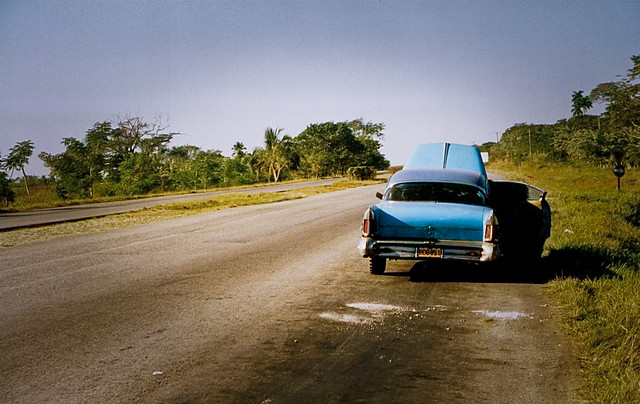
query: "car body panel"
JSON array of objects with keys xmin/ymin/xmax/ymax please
[
  {"xmin": 404, "ymin": 142, "xmax": 487, "ymax": 176},
  {"xmin": 373, "ymin": 202, "xmax": 489, "ymax": 241}
]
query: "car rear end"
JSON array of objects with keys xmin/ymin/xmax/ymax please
[{"xmin": 359, "ymin": 201, "xmax": 499, "ymax": 263}]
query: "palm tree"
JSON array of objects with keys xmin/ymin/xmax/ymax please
[
  {"xmin": 262, "ymin": 128, "xmax": 292, "ymax": 182},
  {"xmin": 571, "ymin": 90, "xmax": 593, "ymax": 117},
  {"xmin": 4, "ymin": 140, "xmax": 34, "ymax": 194},
  {"xmin": 232, "ymin": 142, "xmax": 246, "ymax": 159}
]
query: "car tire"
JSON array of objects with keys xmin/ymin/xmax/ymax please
[{"xmin": 370, "ymin": 257, "xmax": 386, "ymax": 275}]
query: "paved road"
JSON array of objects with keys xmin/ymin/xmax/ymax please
[
  {"xmin": 0, "ymin": 185, "xmax": 580, "ymax": 403},
  {"xmin": 0, "ymin": 179, "xmax": 337, "ymax": 231}
]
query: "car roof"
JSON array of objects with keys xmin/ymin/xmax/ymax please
[
  {"xmin": 404, "ymin": 143, "xmax": 487, "ymax": 177},
  {"xmin": 387, "ymin": 169, "xmax": 489, "ymax": 193}
]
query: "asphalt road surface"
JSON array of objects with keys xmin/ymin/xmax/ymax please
[
  {"xmin": 0, "ymin": 185, "xmax": 580, "ymax": 403},
  {"xmin": 0, "ymin": 179, "xmax": 337, "ymax": 231}
]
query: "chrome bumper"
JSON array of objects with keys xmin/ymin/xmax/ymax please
[{"xmin": 358, "ymin": 237, "xmax": 499, "ymax": 262}]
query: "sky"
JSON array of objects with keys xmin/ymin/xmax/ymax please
[{"xmin": 1, "ymin": 0, "xmax": 639, "ymax": 176}]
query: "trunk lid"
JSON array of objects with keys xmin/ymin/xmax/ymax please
[{"xmin": 374, "ymin": 201, "xmax": 488, "ymax": 241}]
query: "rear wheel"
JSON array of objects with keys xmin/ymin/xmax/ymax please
[{"xmin": 369, "ymin": 257, "xmax": 386, "ymax": 275}]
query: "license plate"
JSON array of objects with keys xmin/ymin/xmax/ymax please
[{"xmin": 417, "ymin": 247, "xmax": 442, "ymax": 258}]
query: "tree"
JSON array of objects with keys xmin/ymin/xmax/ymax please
[
  {"xmin": 590, "ymin": 55, "xmax": 640, "ymax": 130},
  {"xmin": 38, "ymin": 123, "xmax": 111, "ymax": 199},
  {"xmin": 167, "ymin": 147, "xmax": 226, "ymax": 190},
  {"xmin": 40, "ymin": 138, "xmax": 96, "ymax": 199},
  {"xmin": 106, "ymin": 116, "xmax": 177, "ymax": 181},
  {"xmin": 220, "ymin": 155, "xmax": 254, "ymax": 186},
  {"xmin": 38, "ymin": 118, "xmax": 181, "ymax": 198},
  {"xmin": 232, "ymin": 142, "xmax": 246, "ymax": 159},
  {"xmin": 296, "ymin": 121, "xmax": 382, "ymax": 177},
  {"xmin": 81, "ymin": 122, "xmax": 110, "ymax": 197},
  {"xmin": 247, "ymin": 150, "xmax": 269, "ymax": 182},
  {"xmin": 346, "ymin": 119, "xmax": 389, "ymax": 169},
  {"xmin": 493, "ymin": 123, "xmax": 558, "ymax": 162},
  {"xmin": 571, "ymin": 90, "xmax": 593, "ymax": 117},
  {"xmin": 463, "ymin": 55, "xmax": 640, "ymax": 167},
  {"xmin": 109, "ymin": 116, "xmax": 175, "ymax": 158},
  {"xmin": 4, "ymin": 140, "xmax": 34, "ymax": 195},
  {"xmin": 194, "ymin": 150, "xmax": 225, "ymax": 188},
  {"xmin": 117, "ymin": 153, "xmax": 162, "ymax": 195},
  {"xmin": 164, "ymin": 145, "xmax": 197, "ymax": 189},
  {"xmin": 296, "ymin": 123, "xmax": 341, "ymax": 177},
  {"xmin": 0, "ymin": 171, "xmax": 15, "ymax": 207},
  {"xmin": 256, "ymin": 128, "xmax": 295, "ymax": 182}
]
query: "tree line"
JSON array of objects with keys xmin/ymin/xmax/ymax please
[
  {"xmin": 4, "ymin": 54, "xmax": 637, "ymax": 206},
  {"xmin": 482, "ymin": 55, "xmax": 640, "ymax": 166},
  {"xmin": 0, "ymin": 117, "xmax": 388, "ymax": 205}
]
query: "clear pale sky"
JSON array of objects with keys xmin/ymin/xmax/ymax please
[{"xmin": 1, "ymin": 0, "xmax": 639, "ymax": 176}]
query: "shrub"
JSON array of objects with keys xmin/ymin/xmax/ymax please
[
  {"xmin": 347, "ymin": 166, "xmax": 377, "ymax": 180},
  {"xmin": 0, "ymin": 171, "xmax": 16, "ymax": 207}
]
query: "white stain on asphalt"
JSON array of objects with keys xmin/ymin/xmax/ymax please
[
  {"xmin": 319, "ymin": 312, "xmax": 373, "ymax": 325},
  {"xmin": 473, "ymin": 310, "xmax": 533, "ymax": 320},
  {"xmin": 321, "ymin": 304, "xmax": 532, "ymax": 325},
  {"xmin": 346, "ymin": 303, "xmax": 405, "ymax": 312},
  {"xmin": 320, "ymin": 302, "xmax": 407, "ymax": 325}
]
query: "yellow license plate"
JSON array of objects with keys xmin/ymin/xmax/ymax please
[{"xmin": 417, "ymin": 247, "xmax": 442, "ymax": 258}]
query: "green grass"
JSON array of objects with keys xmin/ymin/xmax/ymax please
[{"xmin": 489, "ymin": 160, "xmax": 640, "ymax": 402}]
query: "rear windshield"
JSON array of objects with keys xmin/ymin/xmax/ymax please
[{"xmin": 385, "ymin": 182, "xmax": 486, "ymax": 206}]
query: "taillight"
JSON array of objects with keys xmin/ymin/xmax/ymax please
[
  {"xmin": 362, "ymin": 208, "xmax": 374, "ymax": 237},
  {"xmin": 363, "ymin": 218, "xmax": 370, "ymax": 235},
  {"xmin": 484, "ymin": 211, "xmax": 498, "ymax": 242}
]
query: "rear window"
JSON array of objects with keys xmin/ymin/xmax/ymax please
[{"xmin": 385, "ymin": 182, "xmax": 486, "ymax": 206}]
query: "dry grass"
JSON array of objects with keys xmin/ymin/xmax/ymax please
[{"xmin": 0, "ymin": 179, "xmax": 380, "ymax": 247}]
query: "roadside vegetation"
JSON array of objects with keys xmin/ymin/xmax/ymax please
[
  {"xmin": 1, "ymin": 118, "xmax": 387, "ymax": 211},
  {"xmin": 0, "ymin": 179, "xmax": 382, "ymax": 247},
  {"xmin": 480, "ymin": 55, "xmax": 640, "ymax": 168},
  {"xmin": 489, "ymin": 160, "xmax": 640, "ymax": 402},
  {"xmin": 483, "ymin": 55, "xmax": 640, "ymax": 402}
]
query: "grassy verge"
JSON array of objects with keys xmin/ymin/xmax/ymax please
[
  {"xmin": 489, "ymin": 160, "xmax": 640, "ymax": 402},
  {"xmin": 2, "ymin": 178, "xmax": 353, "ymax": 212},
  {"xmin": 0, "ymin": 179, "xmax": 381, "ymax": 247}
]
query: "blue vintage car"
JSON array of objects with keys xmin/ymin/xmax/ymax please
[{"xmin": 358, "ymin": 143, "xmax": 551, "ymax": 274}]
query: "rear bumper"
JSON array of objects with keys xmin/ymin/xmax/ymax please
[{"xmin": 358, "ymin": 237, "xmax": 499, "ymax": 262}]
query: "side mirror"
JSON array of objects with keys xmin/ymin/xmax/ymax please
[{"xmin": 376, "ymin": 192, "xmax": 384, "ymax": 200}]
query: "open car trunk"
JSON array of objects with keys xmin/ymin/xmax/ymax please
[{"xmin": 489, "ymin": 180, "xmax": 551, "ymax": 258}]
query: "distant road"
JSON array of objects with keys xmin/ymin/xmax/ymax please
[{"xmin": 0, "ymin": 179, "xmax": 338, "ymax": 231}]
